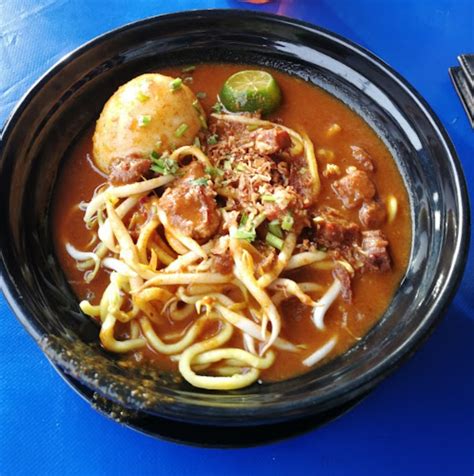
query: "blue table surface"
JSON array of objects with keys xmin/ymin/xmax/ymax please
[{"xmin": 1, "ymin": 1, "xmax": 473, "ymax": 475}]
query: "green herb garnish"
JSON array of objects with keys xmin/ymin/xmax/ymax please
[
  {"xmin": 236, "ymin": 163, "xmax": 247, "ymax": 172},
  {"xmin": 150, "ymin": 156, "xmax": 180, "ymax": 176},
  {"xmin": 138, "ymin": 114, "xmax": 151, "ymax": 127},
  {"xmin": 212, "ymin": 102, "xmax": 223, "ymax": 113},
  {"xmin": 207, "ymin": 134, "xmax": 219, "ymax": 145},
  {"xmin": 137, "ymin": 91, "xmax": 150, "ymax": 103},
  {"xmin": 175, "ymin": 123, "xmax": 189, "ymax": 137},
  {"xmin": 170, "ymin": 78, "xmax": 183, "ymax": 91},
  {"xmin": 193, "ymin": 137, "xmax": 201, "ymax": 148},
  {"xmin": 191, "ymin": 177, "xmax": 210, "ymax": 186},
  {"xmin": 268, "ymin": 220, "xmax": 283, "ymax": 238},
  {"xmin": 235, "ymin": 228, "xmax": 256, "ymax": 242},
  {"xmin": 266, "ymin": 232, "xmax": 284, "ymax": 250},
  {"xmin": 261, "ymin": 194, "xmax": 276, "ymax": 203},
  {"xmin": 281, "ymin": 213, "xmax": 294, "ymax": 231},
  {"xmin": 205, "ymin": 166, "xmax": 224, "ymax": 177}
]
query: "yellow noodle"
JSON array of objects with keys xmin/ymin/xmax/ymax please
[
  {"xmin": 179, "ymin": 320, "xmax": 263, "ymax": 390},
  {"xmin": 149, "ymin": 241, "xmax": 175, "ymax": 266},
  {"xmin": 140, "ymin": 315, "xmax": 211, "ymax": 355},
  {"xmin": 301, "ymin": 131, "xmax": 320, "ymax": 199},
  {"xmin": 136, "ymin": 218, "xmax": 159, "ymax": 264},
  {"xmin": 164, "ymin": 228, "xmax": 189, "ymax": 255},
  {"xmin": 100, "ymin": 314, "xmax": 146, "ymax": 353},
  {"xmin": 139, "ymin": 272, "xmax": 233, "ymax": 289},
  {"xmin": 192, "ymin": 348, "xmax": 275, "ymax": 369},
  {"xmin": 106, "ymin": 201, "xmax": 156, "ymax": 279}
]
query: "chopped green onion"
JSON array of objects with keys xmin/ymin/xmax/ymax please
[
  {"xmin": 207, "ymin": 134, "xmax": 219, "ymax": 145},
  {"xmin": 150, "ymin": 150, "xmax": 161, "ymax": 160},
  {"xmin": 170, "ymin": 78, "xmax": 183, "ymax": 91},
  {"xmin": 223, "ymin": 160, "xmax": 232, "ymax": 171},
  {"xmin": 235, "ymin": 229, "xmax": 256, "ymax": 242},
  {"xmin": 150, "ymin": 156, "xmax": 180, "ymax": 176},
  {"xmin": 154, "ymin": 139, "xmax": 162, "ymax": 150},
  {"xmin": 266, "ymin": 232, "xmax": 284, "ymax": 250},
  {"xmin": 137, "ymin": 91, "xmax": 150, "ymax": 103},
  {"xmin": 175, "ymin": 123, "xmax": 189, "ymax": 137},
  {"xmin": 181, "ymin": 65, "xmax": 196, "ymax": 73},
  {"xmin": 212, "ymin": 102, "xmax": 223, "ymax": 113},
  {"xmin": 281, "ymin": 213, "xmax": 294, "ymax": 231},
  {"xmin": 138, "ymin": 115, "xmax": 151, "ymax": 127},
  {"xmin": 236, "ymin": 163, "xmax": 247, "ymax": 172},
  {"xmin": 191, "ymin": 177, "xmax": 209, "ymax": 186},
  {"xmin": 193, "ymin": 137, "xmax": 201, "ymax": 148},
  {"xmin": 247, "ymin": 124, "xmax": 260, "ymax": 132},
  {"xmin": 205, "ymin": 166, "xmax": 224, "ymax": 177},
  {"xmin": 261, "ymin": 194, "xmax": 276, "ymax": 202},
  {"xmin": 199, "ymin": 114, "xmax": 208, "ymax": 129},
  {"xmin": 192, "ymin": 100, "xmax": 208, "ymax": 129},
  {"xmin": 268, "ymin": 220, "xmax": 283, "ymax": 238},
  {"xmin": 240, "ymin": 213, "xmax": 249, "ymax": 227},
  {"xmin": 196, "ymin": 91, "xmax": 207, "ymax": 99}
]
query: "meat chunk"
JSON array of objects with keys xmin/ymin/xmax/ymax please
[
  {"xmin": 333, "ymin": 264, "xmax": 352, "ymax": 302},
  {"xmin": 359, "ymin": 230, "xmax": 391, "ymax": 272},
  {"xmin": 350, "ymin": 146, "xmax": 375, "ymax": 172},
  {"xmin": 212, "ymin": 252, "xmax": 234, "ymax": 274},
  {"xmin": 359, "ymin": 200, "xmax": 387, "ymax": 228},
  {"xmin": 108, "ymin": 155, "xmax": 151, "ymax": 184},
  {"xmin": 332, "ymin": 169, "xmax": 376, "ymax": 209},
  {"xmin": 254, "ymin": 128, "xmax": 291, "ymax": 155},
  {"xmin": 289, "ymin": 156, "xmax": 318, "ymax": 208},
  {"xmin": 159, "ymin": 162, "xmax": 220, "ymax": 243},
  {"xmin": 313, "ymin": 210, "xmax": 360, "ymax": 249}
]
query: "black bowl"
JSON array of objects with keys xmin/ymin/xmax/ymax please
[{"xmin": 0, "ymin": 10, "xmax": 469, "ymax": 446}]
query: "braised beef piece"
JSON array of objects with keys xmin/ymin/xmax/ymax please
[
  {"xmin": 333, "ymin": 264, "xmax": 353, "ymax": 302},
  {"xmin": 350, "ymin": 145, "xmax": 375, "ymax": 172},
  {"xmin": 359, "ymin": 200, "xmax": 387, "ymax": 228},
  {"xmin": 212, "ymin": 252, "xmax": 234, "ymax": 274},
  {"xmin": 332, "ymin": 169, "xmax": 376, "ymax": 209},
  {"xmin": 159, "ymin": 162, "xmax": 220, "ymax": 243},
  {"xmin": 108, "ymin": 155, "xmax": 151, "ymax": 185},
  {"xmin": 254, "ymin": 128, "xmax": 291, "ymax": 155},
  {"xmin": 314, "ymin": 209, "xmax": 360, "ymax": 249},
  {"xmin": 359, "ymin": 230, "xmax": 391, "ymax": 272},
  {"xmin": 289, "ymin": 156, "xmax": 318, "ymax": 208}
]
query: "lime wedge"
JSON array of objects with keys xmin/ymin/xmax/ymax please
[{"xmin": 219, "ymin": 70, "xmax": 281, "ymax": 115}]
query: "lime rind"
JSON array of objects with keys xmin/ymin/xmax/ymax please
[{"xmin": 220, "ymin": 70, "xmax": 281, "ymax": 115}]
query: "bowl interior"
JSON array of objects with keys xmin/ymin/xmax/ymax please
[{"xmin": 0, "ymin": 11, "xmax": 468, "ymax": 425}]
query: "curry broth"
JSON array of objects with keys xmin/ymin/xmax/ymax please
[{"xmin": 52, "ymin": 64, "xmax": 411, "ymax": 382}]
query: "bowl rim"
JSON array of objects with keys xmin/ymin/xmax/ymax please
[{"xmin": 0, "ymin": 9, "xmax": 470, "ymax": 423}]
